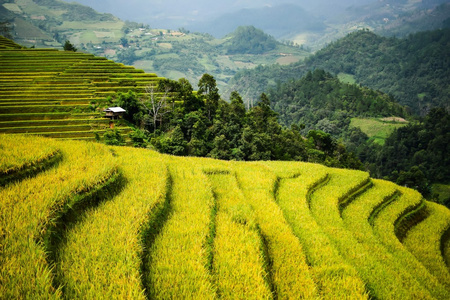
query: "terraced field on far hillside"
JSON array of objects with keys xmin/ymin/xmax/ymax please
[
  {"xmin": 0, "ymin": 36, "xmax": 164, "ymax": 141},
  {"xmin": 1, "ymin": 134, "xmax": 449, "ymax": 299}
]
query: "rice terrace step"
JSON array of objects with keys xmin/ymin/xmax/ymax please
[
  {"xmin": 1, "ymin": 134, "xmax": 449, "ymax": 299},
  {"xmin": 0, "ymin": 36, "xmax": 166, "ymax": 141}
]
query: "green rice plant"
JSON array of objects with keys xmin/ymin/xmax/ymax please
[
  {"xmin": 0, "ymin": 136, "xmax": 118, "ymax": 299},
  {"xmin": 24, "ymin": 128, "xmax": 130, "ymax": 139},
  {"xmin": 403, "ymin": 201, "xmax": 450, "ymax": 288},
  {"xmin": 0, "ymin": 101, "xmax": 59, "ymax": 107},
  {"xmin": 0, "ymin": 119, "xmax": 108, "ymax": 128},
  {"xmin": 55, "ymin": 147, "xmax": 169, "ymax": 299},
  {"xmin": 0, "ymin": 125, "xmax": 102, "ymax": 134},
  {"xmin": 0, "ymin": 104, "xmax": 90, "ymax": 114},
  {"xmin": 0, "ymin": 113, "xmax": 98, "ymax": 121},
  {"xmin": 206, "ymin": 170, "xmax": 273, "ymax": 299},
  {"xmin": 372, "ymin": 186, "xmax": 449, "ymax": 299},
  {"xmin": 0, "ymin": 90, "xmax": 93, "ymax": 95},
  {"xmin": 234, "ymin": 162, "xmax": 321, "ymax": 299},
  {"xmin": 145, "ymin": 156, "xmax": 217, "ymax": 299},
  {"xmin": 265, "ymin": 161, "xmax": 367, "ymax": 299}
]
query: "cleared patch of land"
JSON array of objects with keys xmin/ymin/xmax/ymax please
[{"xmin": 350, "ymin": 117, "xmax": 408, "ymax": 145}]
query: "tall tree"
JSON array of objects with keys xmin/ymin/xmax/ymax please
[
  {"xmin": 198, "ymin": 74, "xmax": 220, "ymax": 121},
  {"xmin": 115, "ymin": 91, "xmax": 143, "ymax": 126},
  {"xmin": 141, "ymin": 84, "xmax": 172, "ymax": 132},
  {"xmin": 0, "ymin": 22, "xmax": 12, "ymax": 39},
  {"xmin": 63, "ymin": 40, "xmax": 77, "ymax": 52}
]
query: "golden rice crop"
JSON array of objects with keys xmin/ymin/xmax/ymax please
[
  {"xmin": 444, "ymin": 235, "xmax": 450, "ymax": 274},
  {"xmin": 146, "ymin": 156, "xmax": 216, "ymax": 299},
  {"xmin": 207, "ymin": 171, "xmax": 273, "ymax": 299},
  {"xmin": 372, "ymin": 186, "xmax": 449, "ymax": 299},
  {"xmin": 403, "ymin": 201, "xmax": 450, "ymax": 288},
  {"xmin": 2, "ymin": 135, "xmax": 450, "ymax": 299},
  {"xmin": 338, "ymin": 178, "xmax": 439, "ymax": 298},
  {"xmin": 0, "ymin": 134, "xmax": 59, "ymax": 175},
  {"xmin": 233, "ymin": 161, "xmax": 321, "ymax": 299},
  {"xmin": 55, "ymin": 147, "xmax": 169, "ymax": 299},
  {"xmin": 266, "ymin": 161, "xmax": 367, "ymax": 299},
  {"xmin": 0, "ymin": 136, "xmax": 117, "ymax": 299}
]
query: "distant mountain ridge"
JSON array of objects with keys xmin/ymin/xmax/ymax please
[
  {"xmin": 225, "ymin": 29, "xmax": 450, "ymax": 115},
  {"xmin": 187, "ymin": 3, "xmax": 325, "ymax": 39}
]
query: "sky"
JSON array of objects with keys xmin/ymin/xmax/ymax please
[{"xmin": 64, "ymin": 0, "xmax": 375, "ymax": 29}]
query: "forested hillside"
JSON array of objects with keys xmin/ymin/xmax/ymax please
[
  {"xmin": 226, "ymin": 29, "xmax": 450, "ymax": 115},
  {"xmin": 268, "ymin": 69, "xmax": 408, "ymax": 136},
  {"xmin": 362, "ymin": 108, "xmax": 450, "ymax": 202}
]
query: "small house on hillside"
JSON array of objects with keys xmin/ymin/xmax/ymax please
[{"xmin": 103, "ymin": 107, "xmax": 126, "ymax": 119}]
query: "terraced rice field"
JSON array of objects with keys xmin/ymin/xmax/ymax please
[
  {"xmin": 1, "ymin": 134, "xmax": 449, "ymax": 299},
  {"xmin": 0, "ymin": 36, "xmax": 163, "ymax": 140}
]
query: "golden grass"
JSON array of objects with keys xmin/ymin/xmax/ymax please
[
  {"xmin": 55, "ymin": 147, "xmax": 168, "ymax": 299},
  {"xmin": 235, "ymin": 162, "xmax": 321, "ymax": 299},
  {"xmin": 0, "ymin": 137, "xmax": 117, "ymax": 298},
  {"xmin": 372, "ymin": 187, "xmax": 449, "ymax": 299},
  {"xmin": 145, "ymin": 156, "xmax": 216, "ymax": 299},
  {"xmin": 341, "ymin": 179, "xmax": 442, "ymax": 298},
  {"xmin": 403, "ymin": 201, "xmax": 450, "ymax": 288},
  {"xmin": 207, "ymin": 171, "xmax": 273, "ymax": 299},
  {"xmin": 0, "ymin": 134, "xmax": 59, "ymax": 175},
  {"xmin": 268, "ymin": 161, "xmax": 367, "ymax": 299},
  {"xmin": 1, "ymin": 135, "xmax": 449, "ymax": 299}
]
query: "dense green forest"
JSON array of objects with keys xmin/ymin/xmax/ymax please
[
  {"xmin": 226, "ymin": 29, "xmax": 450, "ymax": 115},
  {"xmin": 113, "ymin": 74, "xmax": 362, "ymax": 170},
  {"xmin": 361, "ymin": 108, "xmax": 450, "ymax": 203},
  {"xmin": 268, "ymin": 69, "xmax": 408, "ymax": 136},
  {"xmin": 225, "ymin": 26, "xmax": 277, "ymax": 55}
]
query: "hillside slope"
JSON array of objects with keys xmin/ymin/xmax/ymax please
[
  {"xmin": 1, "ymin": 134, "xmax": 450, "ymax": 298},
  {"xmin": 0, "ymin": 0, "xmax": 309, "ymax": 91},
  {"xmin": 267, "ymin": 69, "xmax": 409, "ymax": 138},
  {"xmin": 0, "ymin": 36, "xmax": 164, "ymax": 140},
  {"xmin": 226, "ymin": 28, "xmax": 450, "ymax": 115}
]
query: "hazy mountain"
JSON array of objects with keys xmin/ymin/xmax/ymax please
[
  {"xmin": 64, "ymin": 0, "xmax": 374, "ymax": 29},
  {"xmin": 62, "ymin": 0, "xmax": 450, "ymax": 47},
  {"xmin": 187, "ymin": 3, "xmax": 326, "ymax": 39}
]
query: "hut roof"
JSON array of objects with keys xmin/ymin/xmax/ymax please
[{"xmin": 103, "ymin": 107, "xmax": 126, "ymax": 113}]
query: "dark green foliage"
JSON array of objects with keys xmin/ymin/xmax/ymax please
[
  {"xmin": 119, "ymin": 37, "xmax": 129, "ymax": 47},
  {"xmin": 152, "ymin": 125, "xmax": 187, "ymax": 156},
  {"xmin": 228, "ymin": 29, "xmax": 450, "ymax": 115},
  {"xmin": 268, "ymin": 69, "xmax": 407, "ymax": 139},
  {"xmin": 226, "ymin": 26, "xmax": 277, "ymax": 55},
  {"xmin": 103, "ymin": 129, "xmax": 125, "ymax": 146},
  {"xmin": 305, "ymin": 29, "xmax": 450, "ymax": 115},
  {"xmin": 198, "ymin": 74, "xmax": 220, "ymax": 121},
  {"xmin": 116, "ymin": 47, "xmax": 137, "ymax": 65},
  {"xmin": 132, "ymin": 74, "xmax": 362, "ymax": 169},
  {"xmin": 63, "ymin": 40, "xmax": 77, "ymax": 52},
  {"xmin": 0, "ymin": 22, "xmax": 12, "ymax": 39},
  {"xmin": 129, "ymin": 129, "xmax": 148, "ymax": 148},
  {"xmin": 115, "ymin": 91, "xmax": 143, "ymax": 126},
  {"xmin": 364, "ymin": 108, "xmax": 450, "ymax": 197}
]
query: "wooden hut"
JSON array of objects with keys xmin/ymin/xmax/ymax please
[{"xmin": 103, "ymin": 107, "xmax": 126, "ymax": 120}]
